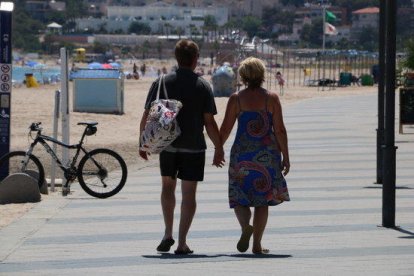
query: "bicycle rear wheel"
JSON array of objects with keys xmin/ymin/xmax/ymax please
[
  {"xmin": 0, "ymin": 151, "xmax": 45, "ymax": 188},
  {"xmin": 77, "ymin": 148, "xmax": 127, "ymax": 198}
]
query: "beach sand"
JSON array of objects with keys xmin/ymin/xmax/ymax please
[{"xmin": 0, "ymin": 61, "xmax": 377, "ymax": 229}]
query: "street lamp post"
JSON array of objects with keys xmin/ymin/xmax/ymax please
[
  {"xmin": 376, "ymin": 0, "xmax": 386, "ymax": 184},
  {"xmin": 382, "ymin": 0, "xmax": 397, "ymax": 228}
]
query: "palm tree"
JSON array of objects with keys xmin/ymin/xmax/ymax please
[
  {"xmin": 204, "ymin": 15, "xmax": 218, "ymax": 42},
  {"xmin": 164, "ymin": 23, "xmax": 172, "ymax": 39},
  {"xmin": 403, "ymin": 39, "xmax": 414, "ymax": 71},
  {"xmin": 142, "ymin": 40, "xmax": 150, "ymax": 59},
  {"xmin": 157, "ymin": 41, "xmax": 163, "ymax": 59},
  {"xmin": 177, "ymin": 26, "xmax": 184, "ymax": 39}
]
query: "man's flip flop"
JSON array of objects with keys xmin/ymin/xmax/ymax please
[
  {"xmin": 237, "ymin": 225, "xmax": 254, "ymax": 253},
  {"xmin": 156, "ymin": 238, "xmax": 175, "ymax": 252}
]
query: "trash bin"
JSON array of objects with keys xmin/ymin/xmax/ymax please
[
  {"xmin": 25, "ymin": 73, "xmax": 39, "ymax": 88},
  {"xmin": 212, "ymin": 64, "xmax": 236, "ymax": 97},
  {"xmin": 371, "ymin": 64, "xmax": 379, "ymax": 83},
  {"xmin": 399, "ymin": 87, "xmax": 414, "ymax": 133},
  {"xmin": 361, "ymin": 74, "xmax": 374, "ymax": 86},
  {"xmin": 339, "ymin": 72, "xmax": 351, "ymax": 86},
  {"xmin": 404, "ymin": 72, "xmax": 414, "ymax": 87}
]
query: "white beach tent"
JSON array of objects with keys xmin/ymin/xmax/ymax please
[{"xmin": 47, "ymin": 22, "xmax": 62, "ymax": 34}]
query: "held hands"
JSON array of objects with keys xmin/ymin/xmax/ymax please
[
  {"xmin": 213, "ymin": 147, "xmax": 225, "ymax": 168},
  {"xmin": 139, "ymin": 147, "xmax": 225, "ymax": 166},
  {"xmin": 139, "ymin": 149, "xmax": 150, "ymax": 160}
]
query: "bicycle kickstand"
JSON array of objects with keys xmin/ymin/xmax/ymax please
[{"xmin": 62, "ymin": 180, "xmax": 71, "ymax": 196}]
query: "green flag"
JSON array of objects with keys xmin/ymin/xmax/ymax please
[{"xmin": 325, "ymin": 10, "xmax": 336, "ymax": 23}]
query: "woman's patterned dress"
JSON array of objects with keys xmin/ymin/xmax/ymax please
[{"xmin": 228, "ymin": 109, "xmax": 290, "ymax": 208}]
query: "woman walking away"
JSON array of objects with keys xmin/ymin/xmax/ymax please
[{"xmin": 219, "ymin": 57, "xmax": 290, "ymax": 254}]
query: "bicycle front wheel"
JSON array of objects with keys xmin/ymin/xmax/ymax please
[
  {"xmin": 77, "ymin": 148, "xmax": 127, "ymax": 198},
  {"xmin": 0, "ymin": 151, "xmax": 45, "ymax": 188}
]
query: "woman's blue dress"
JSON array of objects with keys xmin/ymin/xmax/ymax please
[{"xmin": 229, "ymin": 110, "xmax": 290, "ymax": 208}]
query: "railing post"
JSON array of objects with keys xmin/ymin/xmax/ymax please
[
  {"xmin": 60, "ymin": 48, "xmax": 70, "ymax": 168},
  {"xmin": 50, "ymin": 90, "xmax": 60, "ymax": 192}
]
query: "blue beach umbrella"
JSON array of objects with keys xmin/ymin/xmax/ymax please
[
  {"xmin": 88, "ymin": 62, "xmax": 103, "ymax": 69},
  {"xmin": 109, "ymin": 62, "xmax": 122, "ymax": 69},
  {"xmin": 25, "ymin": 60, "xmax": 38, "ymax": 67},
  {"xmin": 33, "ymin": 63, "xmax": 47, "ymax": 69}
]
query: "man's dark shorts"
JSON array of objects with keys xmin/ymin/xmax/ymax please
[{"xmin": 159, "ymin": 151, "xmax": 205, "ymax": 181}]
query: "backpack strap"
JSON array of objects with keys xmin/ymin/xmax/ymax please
[{"xmin": 156, "ymin": 74, "xmax": 169, "ymax": 100}]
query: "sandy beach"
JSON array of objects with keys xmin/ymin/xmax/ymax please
[{"xmin": 0, "ymin": 60, "xmax": 377, "ymax": 229}]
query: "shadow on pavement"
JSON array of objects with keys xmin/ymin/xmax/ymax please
[
  {"xmin": 228, "ymin": 253, "xmax": 292, "ymax": 259},
  {"xmin": 394, "ymin": 226, "xmax": 414, "ymax": 239},
  {"xmin": 142, "ymin": 253, "xmax": 292, "ymax": 259},
  {"xmin": 363, "ymin": 186, "xmax": 413, "ymax": 190},
  {"xmin": 143, "ymin": 253, "xmax": 218, "ymax": 259}
]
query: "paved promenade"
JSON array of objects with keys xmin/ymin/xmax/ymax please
[{"xmin": 1, "ymin": 93, "xmax": 413, "ymax": 275}]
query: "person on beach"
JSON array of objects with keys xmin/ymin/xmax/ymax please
[
  {"xmin": 139, "ymin": 39, "xmax": 224, "ymax": 255},
  {"xmin": 218, "ymin": 57, "xmax": 290, "ymax": 254},
  {"xmin": 132, "ymin": 63, "xmax": 139, "ymax": 79},
  {"xmin": 275, "ymin": 71, "xmax": 285, "ymax": 95},
  {"xmin": 140, "ymin": 63, "xmax": 146, "ymax": 76}
]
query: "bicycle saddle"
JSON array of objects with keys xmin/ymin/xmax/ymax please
[{"xmin": 78, "ymin": 121, "xmax": 98, "ymax": 126}]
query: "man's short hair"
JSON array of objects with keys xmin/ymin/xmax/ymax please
[{"xmin": 175, "ymin": 39, "xmax": 199, "ymax": 67}]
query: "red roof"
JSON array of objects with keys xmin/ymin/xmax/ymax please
[{"xmin": 353, "ymin": 7, "xmax": 379, "ymax": 14}]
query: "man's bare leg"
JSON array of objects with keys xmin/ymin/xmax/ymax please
[
  {"xmin": 176, "ymin": 180, "xmax": 197, "ymax": 252},
  {"xmin": 161, "ymin": 176, "xmax": 177, "ymax": 240}
]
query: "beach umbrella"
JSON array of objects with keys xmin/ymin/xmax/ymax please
[
  {"xmin": 88, "ymin": 62, "xmax": 103, "ymax": 69},
  {"xmin": 33, "ymin": 63, "xmax": 47, "ymax": 69},
  {"xmin": 47, "ymin": 22, "xmax": 62, "ymax": 29},
  {"xmin": 102, "ymin": 63, "xmax": 113, "ymax": 69},
  {"xmin": 109, "ymin": 62, "xmax": 121, "ymax": 69},
  {"xmin": 25, "ymin": 60, "xmax": 38, "ymax": 67}
]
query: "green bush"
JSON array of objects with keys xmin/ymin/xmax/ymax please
[{"xmin": 403, "ymin": 39, "xmax": 414, "ymax": 71}]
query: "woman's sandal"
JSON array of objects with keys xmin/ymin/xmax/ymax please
[
  {"xmin": 237, "ymin": 225, "xmax": 254, "ymax": 253},
  {"xmin": 253, "ymin": 248, "xmax": 270, "ymax": 255},
  {"xmin": 174, "ymin": 248, "xmax": 194, "ymax": 255}
]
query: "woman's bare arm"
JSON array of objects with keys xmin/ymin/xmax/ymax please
[
  {"xmin": 219, "ymin": 93, "xmax": 239, "ymax": 145},
  {"xmin": 270, "ymin": 93, "xmax": 290, "ymax": 175}
]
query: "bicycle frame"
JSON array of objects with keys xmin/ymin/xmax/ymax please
[{"xmin": 25, "ymin": 127, "xmax": 91, "ymax": 176}]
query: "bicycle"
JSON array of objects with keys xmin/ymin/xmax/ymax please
[{"xmin": 0, "ymin": 122, "xmax": 128, "ymax": 198}]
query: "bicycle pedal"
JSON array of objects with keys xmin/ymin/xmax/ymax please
[{"xmin": 62, "ymin": 187, "xmax": 71, "ymax": 196}]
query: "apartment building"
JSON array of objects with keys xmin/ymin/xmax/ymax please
[
  {"xmin": 25, "ymin": 0, "xmax": 66, "ymax": 21},
  {"xmin": 350, "ymin": 7, "xmax": 379, "ymax": 40},
  {"xmin": 76, "ymin": 2, "xmax": 228, "ymax": 35},
  {"xmin": 351, "ymin": 7, "xmax": 379, "ymax": 30}
]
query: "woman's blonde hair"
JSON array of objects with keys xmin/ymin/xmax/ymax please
[{"xmin": 238, "ymin": 57, "xmax": 266, "ymax": 88}]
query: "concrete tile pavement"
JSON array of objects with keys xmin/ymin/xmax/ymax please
[{"xmin": 0, "ymin": 93, "xmax": 413, "ymax": 275}]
